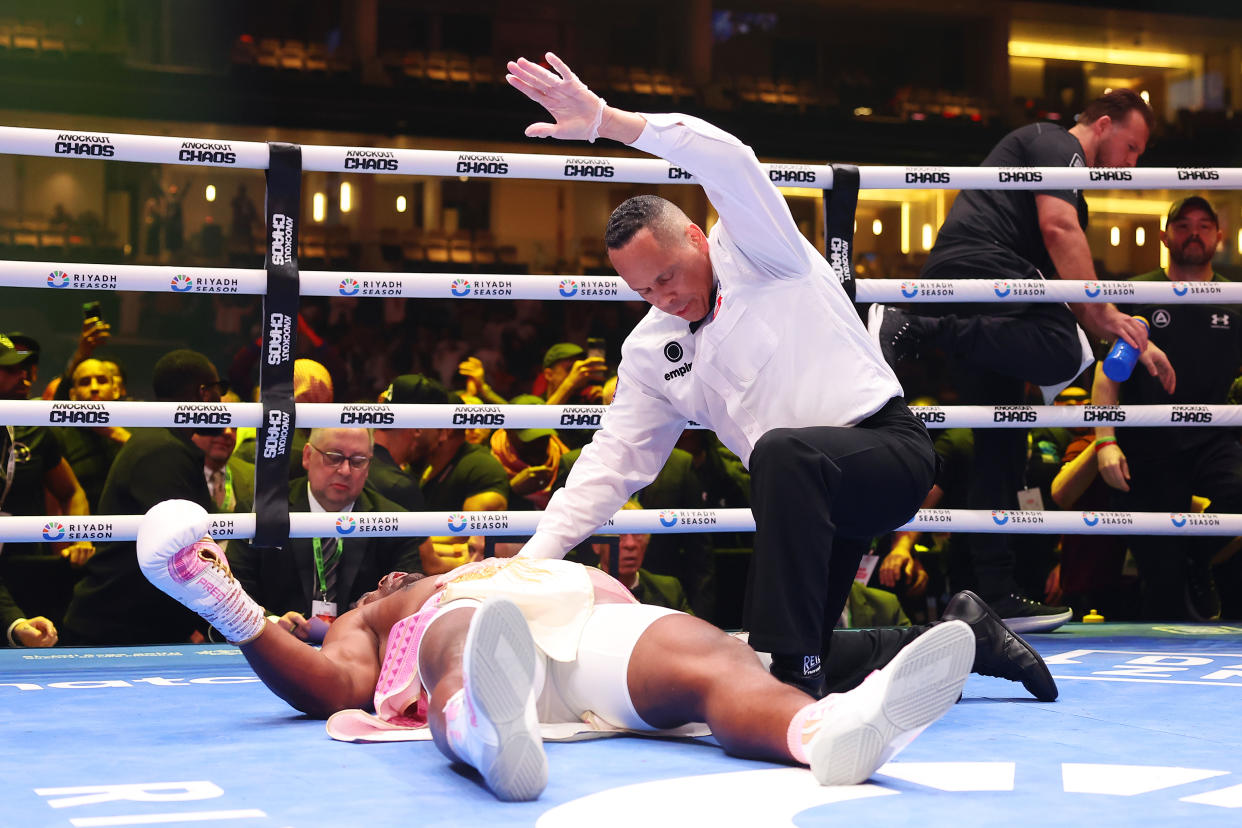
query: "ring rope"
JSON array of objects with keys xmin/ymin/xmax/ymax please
[
  {"xmin": 10, "ymin": 124, "xmax": 1237, "ymax": 552},
  {"xmin": 7, "ymin": 261, "xmax": 1242, "ymax": 304},
  {"xmin": 6, "ymin": 125, "xmax": 1239, "ymax": 190},
  {"xmin": 1, "ymin": 507, "xmax": 1235, "ymax": 544},
  {"xmin": 2, "ymin": 400, "xmax": 1237, "ymax": 429}
]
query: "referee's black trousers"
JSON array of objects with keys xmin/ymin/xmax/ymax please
[{"xmin": 743, "ymin": 397, "xmax": 937, "ymax": 656}]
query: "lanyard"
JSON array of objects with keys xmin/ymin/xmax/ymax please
[
  {"xmin": 0, "ymin": 425, "xmax": 14, "ymax": 511},
  {"xmin": 311, "ymin": 536, "xmax": 343, "ymax": 601},
  {"xmin": 221, "ymin": 465, "xmax": 235, "ymax": 512}
]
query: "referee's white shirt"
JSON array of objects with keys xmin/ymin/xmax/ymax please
[{"xmin": 520, "ymin": 113, "xmax": 902, "ymax": 560}]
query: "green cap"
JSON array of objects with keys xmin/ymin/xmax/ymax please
[
  {"xmin": 542, "ymin": 342, "xmax": 585, "ymax": 368},
  {"xmin": 0, "ymin": 333, "xmax": 34, "ymax": 367},
  {"xmin": 508, "ymin": 394, "xmax": 556, "ymax": 442}
]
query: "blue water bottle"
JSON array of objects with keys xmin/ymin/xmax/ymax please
[{"xmin": 1102, "ymin": 316, "xmax": 1149, "ymax": 382}]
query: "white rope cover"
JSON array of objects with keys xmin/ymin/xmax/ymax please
[
  {"xmin": 8, "ymin": 123, "xmax": 1238, "ymax": 551},
  {"xmin": 4, "ymin": 125, "xmax": 1239, "ymax": 190},
  {"xmin": 5, "ymin": 261, "xmax": 1241, "ymax": 305},
  {"xmin": 1, "ymin": 400, "xmax": 1238, "ymax": 430},
  {"xmin": 2, "ymin": 507, "xmax": 1237, "ymax": 543}
]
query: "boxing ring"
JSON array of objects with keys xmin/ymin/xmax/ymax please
[{"xmin": 3, "ymin": 125, "xmax": 1242, "ymax": 825}]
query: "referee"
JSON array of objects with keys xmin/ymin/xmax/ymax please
[{"xmin": 506, "ymin": 53, "xmax": 936, "ymax": 697}]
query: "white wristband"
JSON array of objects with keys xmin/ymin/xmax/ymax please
[
  {"xmin": 587, "ymin": 97, "xmax": 606, "ymax": 143},
  {"xmin": 7, "ymin": 617, "xmax": 27, "ymax": 647}
]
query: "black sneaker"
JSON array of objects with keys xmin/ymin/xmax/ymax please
[
  {"xmin": 989, "ymin": 594, "xmax": 1072, "ymax": 634},
  {"xmin": 1185, "ymin": 558, "xmax": 1221, "ymax": 621},
  {"xmin": 941, "ymin": 590, "xmax": 1058, "ymax": 702},
  {"xmin": 866, "ymin": 303, "xmax": 929, "ymax": 367}
]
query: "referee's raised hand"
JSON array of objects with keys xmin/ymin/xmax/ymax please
[
  {"xmin": 506, "ymin": 52, "xmax": 603, "ymax": 141},
  {"xmin": 506, "ymin": 52, "xmax": 645, "ymax": 145}
]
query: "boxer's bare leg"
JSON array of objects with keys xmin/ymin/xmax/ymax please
[
  {"xmin": 416, "ymin": 604, "xmax": 474, "ymax": 760},
  {"xmin": 629, "ymin": 615, "xmax": 975, "ymax": 785},
  {"xmin": 418, "ymin": 600, "xmax": 547, "ymax": 801},
  {"xmin": 626, "ymin": 613, "xmax": 811, "ymax": 761}
]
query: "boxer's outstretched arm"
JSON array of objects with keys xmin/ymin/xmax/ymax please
[
  {"xmin": 241, "ymin": 572, "xmax": 444, "ymax": 717},
  {"xmin": 239, "ymin": 611, "xmax": 380, "ymax": 718},
  {"xmin": 136, "ymin": 499, "xmax": 383, "ymax": 719}
]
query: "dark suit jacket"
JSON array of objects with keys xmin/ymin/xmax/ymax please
[
  {"xmin": 226, "ymin": 479, "xmax": 422, "ymax": 617},
  {"xmin": 631, "ymin": 569, "xmax": 694, "ymax": 614},
  {"xmin": 62, "ymin": 427, "xmax": 213, "ymax": 645},
  {"xmin": 225, "ymin": 454, "xmax": 256, "ymax": 514},
  {"xmin": 233, "ymin": 427, "xmax": 310, "ymax": 480}
]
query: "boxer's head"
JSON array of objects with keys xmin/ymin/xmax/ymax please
[
  {"xmin": 605, "ymin": 195, "xmax": 713, "ymax": 323},
  {"xmin": 356, "ymin": 570, "xmax": 426, "ymax": 607}
]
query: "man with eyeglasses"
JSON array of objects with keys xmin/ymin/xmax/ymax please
[
  {"xmin": 225, "ymin": 427, "xmax": 422, "ymax": 642},
  {"xmin": 63, "ymin": 349, "xmax": 231, "ymax": 644}
]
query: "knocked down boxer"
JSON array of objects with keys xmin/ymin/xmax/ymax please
[{"xmin": 137, "ymin": 499, "xmax": 983, "ymax": 801}]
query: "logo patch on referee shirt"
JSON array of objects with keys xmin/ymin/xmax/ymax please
[{"xmin": 664, "ymin": 341, "xmax": 684, "ymax": 362}]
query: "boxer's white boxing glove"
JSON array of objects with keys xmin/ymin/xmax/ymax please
[{"xmin": 138, "ymin": 499, "xmax": 266, "ymax": 645}]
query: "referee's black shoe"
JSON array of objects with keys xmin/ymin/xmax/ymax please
[
  {"xmin": 769, "ymin": 656, "xmax": 828, "ymax": 700},
  {"xmin": 1185, "ymin": 556, "xmax": 1222, "ymax": 621},
  {"xmin": 990, "ymin": 593, "xmax": 1073, "ymax": 633},
  {"xmin": 867, "ymin": 304, "xmax": 932, "ymax": 367},
  {"xmin": 941, "ymin": 590, "xmax": 1059, "ymax": 702}
]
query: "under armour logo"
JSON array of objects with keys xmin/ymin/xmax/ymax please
[{"xmin": 1211, "ymin": 313, "xmax": 1230, "ymax": 329}]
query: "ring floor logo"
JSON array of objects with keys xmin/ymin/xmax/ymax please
[
  {"xmin": 447, "ymin": 513, "xmax": 468, "ymax": 532},
  {"xmin": 335, "ymin": 515, "xmax": 356, "ymax": 535},
  {"xmin": 1082, "ymin": 511, "xmax": 1099, "ymax": 527},
  {"xmin": 339, "ymin": 278, "xmax": 360, "ymax": 296},
  {"xmin": 1173, "ymin": 282, "xmax": 1190, "ymax": 297},
  {"xmin": 993, "ymin": 280, "xmax": 1011, "ymax": 298},
  {"xmin": 1084, "ymin": 281, "xmax": 1102, "ymax": 298},
  {"xmin": 450, "ymin": 279, "xmax": 472, "ymax": 297},
  {"xmin": 170, "ymin": 274, "xmax": 194, "ymax": 292},
  {"xmin": 992, "ymin": 510, "xmax": 1010, "ymax": 526},
  {"xmin": 42, "ymin": 521, "xmax": 65, "ymax": 541},
  {"xmin": 558, "ymin": 279, "xmax": 578, "ymax": 297},
  {"xmin": 900, "ymin": 281, "xmax": 919, "ymax": 298},
  {"xmin": 47, "ymin": 269, "xmax": 69, "ymax": 288},
  {"xmin": 658, "ymin": 510, "xmax": 679, "ymax": 528},
  {"xmin": 1171, "ymin": 513, "xmax": 1188, "ymax": 528}
]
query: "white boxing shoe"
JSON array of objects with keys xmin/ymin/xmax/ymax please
[
  {"xmin": 137, "ymin": 499, "xmax": 265, "ymax": 644},
  {"xmin": 804, "ymin": 619, "xmax": 975, "ymax": 786},
  {"xmin": 443, "ymin": 597, "xmax": 548, "ymax": 802}
]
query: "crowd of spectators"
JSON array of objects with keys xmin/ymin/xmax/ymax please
[{"xmin": 0, "ymin": 307, "xmax": 756, "ymax": 647}]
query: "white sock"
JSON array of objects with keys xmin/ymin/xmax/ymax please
[{"xmin": 443, "ymin": 688, "xmax": 485, "ymax": 768}]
